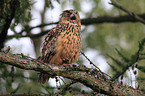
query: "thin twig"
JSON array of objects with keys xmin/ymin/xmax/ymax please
[
  {"xmin": 111, "ymin": 37, "xmax": 145, "ymax": 81},
  {"xmin": 81, "ymin": 51, "xmax": 111, "ymax": 78},
  {"xmin": 109, "ymin": 0, "xmax": 145, "ymax": 24}
]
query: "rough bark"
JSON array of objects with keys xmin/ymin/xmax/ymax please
[{"xmin": 0, "ymin": 52, "xmax": 144, "ymax": 96}]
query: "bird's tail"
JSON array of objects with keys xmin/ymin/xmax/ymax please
[{"xmin": 38, "ymin": 73, "xmax": 50, "ymax": 84}]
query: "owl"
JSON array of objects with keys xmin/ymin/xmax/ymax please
[{"xmin": 39, "ymin": 9, "xmax": 81, "ymax": 84}]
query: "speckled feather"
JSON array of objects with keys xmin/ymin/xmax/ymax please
[{"xmin": 39, "ymin": 10, "xmax": 81, "ymax": 84}]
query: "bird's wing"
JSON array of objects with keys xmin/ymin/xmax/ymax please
[
  {"xmin": 41, "ymin": 27, "xmax": 57, "ymax": 63},
  {"xmin": 41, "ymin": 23, "xmax": 66, "ymax": 63}
]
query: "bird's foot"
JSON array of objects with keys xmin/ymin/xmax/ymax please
[
  {"xmin": 63, "ymin": 58, "xmax": 69, "ymax": 64},
  {"xmin": 62, "ymin": 63, "xmax": 72, "ymax": 67}
]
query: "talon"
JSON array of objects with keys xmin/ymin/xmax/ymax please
[{"xmin": 63, "ymin": 58, "xmax": 69, "ymax": 64}]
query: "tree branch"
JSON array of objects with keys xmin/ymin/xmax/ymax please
[
  {"xmin": 0, "ymin": 52, "xmax": 144, "ymax": 95},
  {"xmin": 110, "ymin": 0, "xmax": 145, "ymax": 24},
  {"xmin": 6, "ymin": 13, "xmax": 145, "ymax": 40},
  {"xmin": 0, "ymin": 0, "xmax": 19, "ymax": 50},
  {"xmin": 81, "ymin": 14, "xmax": 145, "ymax": 25}
]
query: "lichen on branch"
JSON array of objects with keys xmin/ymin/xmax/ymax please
[{"xmin": 0, "ymin": 52, "xmax": 144, "ymax": 96}]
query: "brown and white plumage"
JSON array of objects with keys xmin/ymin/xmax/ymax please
[{"xmin": 39, "ymin": 9, "xmax": 81, "ymax": 84}]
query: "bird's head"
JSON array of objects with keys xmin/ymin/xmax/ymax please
[{"xmin": 60, "ymin": 9, "xmax": 81, "ymax": 27}]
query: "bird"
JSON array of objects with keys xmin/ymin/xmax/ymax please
[{"xmin": 38, "ymin": 9, "xmax": 81, "ymax": 84}]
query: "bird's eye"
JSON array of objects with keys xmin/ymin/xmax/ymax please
[
  {"xmin": 64, "ymin": 10, "xmax": 72, "ymax": 15},
  {"xmin": 75, "ymin": 11, "xmax": 78, "ymax": 14}
]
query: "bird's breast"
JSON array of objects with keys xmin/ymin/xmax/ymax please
[{"xmin": 55, "ymin": 25, "xmax": 81, "ymax": 64}]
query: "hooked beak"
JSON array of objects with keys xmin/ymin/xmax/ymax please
[{"xmin": 70, "ymin": 14, "xmax": 76, "ymax": 21}]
